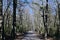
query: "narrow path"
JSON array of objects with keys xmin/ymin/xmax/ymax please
[{"xmin": 15, "ymin": 31, "xmax": 44, "ymax": 40}]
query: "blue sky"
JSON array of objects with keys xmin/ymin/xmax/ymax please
[{"xmin": 3, "ymin": 0, "xmax": 60, "ymax": 15}]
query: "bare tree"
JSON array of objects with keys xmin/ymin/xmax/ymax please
[
  {"xmin": 12, "ymin": 0, "xmax": 17, "ymax": 39},
  {"xmin": 0, "ymin": 0, "xmax": 4, "ymax": 40},
  {"xmin": 44, "ymin": 0, "xmax": 48, "ymax": 38}
]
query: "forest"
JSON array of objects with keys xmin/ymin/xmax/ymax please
[{"xmin": 0, "ymin": 0, "xmax": 60, "ymax": 40}]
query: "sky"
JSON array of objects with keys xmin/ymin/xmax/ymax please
[{"xmin": 3, "ymin": 0, "xmax": 60, "ymax": 15}]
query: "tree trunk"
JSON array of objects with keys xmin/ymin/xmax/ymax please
[
  {"xmin": 45, "ymin": 0, "xmax": 48, "ymax": 39},
  {"xmin": 12, "ymin": 0, "xmax": 17, "ymax": 39},
  {"xmin": 56, "ymin": 3, "xmax": 60, "ymax": 40},
  {"xmin": 0, "ymin": 0, "xmax": 4, "ymax": 40}
]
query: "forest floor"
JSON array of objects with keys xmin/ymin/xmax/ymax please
[
  {"xmin": 3, "ymin": 31, "xmax": 57, "ymax": 40},
  {"xmin": 15, "ymin": 31, "xmax": 44, "ymax": 40},
  {"xmin": 15, "ymin": 31, "xmax": 60, "ymax": 40}
]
